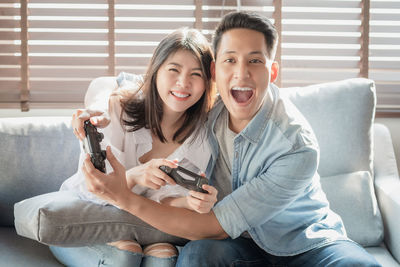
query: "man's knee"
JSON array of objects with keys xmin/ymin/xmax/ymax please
[
  {"xmin": 178, "ymin": 240, "xmax": 213, "ymax": 260},
  {"xmin": 301, "ymin": 241, "xmax": 382, "ymax": 267},
  {"xmin": 177, "ymin": 239, "xmax": 235, "ymax": 267}
]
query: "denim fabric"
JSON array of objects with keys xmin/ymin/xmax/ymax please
[
  {"xmin": 207, "ymin": 85, "xmax": 348, "ymax": 256},
  {"xmin": 176, "ymin": 238, "xmax": 381, "ymax": 267},
  {"xmin": 50, "ymin": 245, "xmax": 177, "ymax": 267}
]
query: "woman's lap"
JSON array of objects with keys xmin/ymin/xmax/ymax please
[{"xmin": 50, "ymin": 244, "xmax": 177, "ymax": 267}]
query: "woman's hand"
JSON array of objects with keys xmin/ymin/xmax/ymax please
[
  {"xmin": 82, "ymin": 146, "xmax": 131, "ymax": 206},
  {"xmin": 186, "ymin": 184, "xmax": 218, "ymax": 214},
  {"xmin": 72, "ymin": 108, "xmax": 110, "ymax": 140},
  {"xmin": 126, "ymin": 159, "xmax": 177, "ymax": 190}
]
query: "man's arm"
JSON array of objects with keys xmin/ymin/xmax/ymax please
[
  {"xmin": 121, "ymin": 194, "xmax": 228, "ymax": 240},
  {"xmin": 82, "ymin": 146, "xmax": 229, "ymax": 241},
  {"xmin": 84, "ymin": 76, "xmax": 118, "ymax": 110}
]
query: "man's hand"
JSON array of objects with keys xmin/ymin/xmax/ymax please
[
  {"xmin": 82, "ymin": 146, "xmax": 131, "ymax": 206},
  {"xmin": 72, "ymin": 109, "xmax": 110, "ymax": 140},
  {"xmin": 186, "ymin": 184, "xmax": 218, "ymax": 213},
  {"xmin": 160, "ymin": 184, "xmax": 218, "ymax": 214},
  {"xmin": 125, "ymin": 159, "xmax": 177, "ymax": 190}
]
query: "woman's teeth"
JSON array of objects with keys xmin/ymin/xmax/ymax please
[{"xmin": 171, "ymin": 91, "xmax": 189, "ymax": 98}]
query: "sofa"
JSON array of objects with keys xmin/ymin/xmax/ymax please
[{"xmin": 1, "ymin": 78, "xmax": 400, "ymax": 266}]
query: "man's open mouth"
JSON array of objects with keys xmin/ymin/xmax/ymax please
[{"xmin": 231, "ymin": 87, "xmax": 254, "ymax": 103}]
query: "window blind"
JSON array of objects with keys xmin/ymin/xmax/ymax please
[
  {"xmin": 0, "ymin": 0, "xmax": 399, "ymax": 112},
  {"xmin": 369, "ymin": 0, "xmax": 400, "ymax": 111}
]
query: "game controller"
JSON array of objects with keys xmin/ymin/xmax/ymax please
[
  {"xmin": 83, "ymin": 120, "xmax": 106, "ymax": 173},
  {"xmin": 159, "ymin": 165, "xmax": 209, "ymax": 193}
]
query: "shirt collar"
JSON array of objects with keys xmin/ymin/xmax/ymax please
[
  {"xmin": 210, "ymin": 85, "xmax": 277, "ymax": 144},
  {"xmin": 239, "ymin": 84, "xmax": 276, "ymax": 144}
]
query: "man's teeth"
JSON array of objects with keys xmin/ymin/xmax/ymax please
[
  {"xmin": 232, "ymin": 87, "xmax": 252, "ymax": 91},
  {"xmin": 171, "ymin": 91, "xmax": 189, "ymax": 98}
]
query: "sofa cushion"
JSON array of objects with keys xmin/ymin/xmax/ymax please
[
  {"xmin": 14, "ymin": 190, "xmax": 187, "ymax": 247},
  {"xmin": 320, "ymin": 171, "xmax": 384, "ymax": 246},
  {"xmin": 280, "ymin": 78, "xmax": 376, "ymax": 177},
  {"xmin": 280, "ymin": 78, "xmax": 383, "ymax": 246},
  {"xmin": 0, "ymin": 117, "xmax": 80, "ymax": 226}
]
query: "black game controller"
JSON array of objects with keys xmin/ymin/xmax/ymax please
[
  {"xmin": 159, "ymin": 165, "xmax": 209, "ymax": 193},
  {"xmin": 83, "ymin": 120, "xmax": 106, "ymax": 173}
]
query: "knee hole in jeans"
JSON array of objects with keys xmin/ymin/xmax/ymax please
[
  {"xmin": 107, "ymin": 240, "xmax": 143, "ymax": 254},
  {"xmin": 143, "ymin": 243, "xmax": 178, "ymax": 258}
]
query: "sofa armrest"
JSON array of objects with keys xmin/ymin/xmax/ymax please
[{"xmin": 373, "ymin": 123, "xmax": 400, "ymax": 263}]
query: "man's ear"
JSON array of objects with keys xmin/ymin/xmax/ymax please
[
  {"xmin": 270, "ymin": 61, "xmax": 279, "ymax": 83},
  {"xmin": 210, "ymin": 61, "xmax": 216, "ymax": 81}
]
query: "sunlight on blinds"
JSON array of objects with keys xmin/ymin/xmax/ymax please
[{"xmin": 0, "ymin": 0, "xmax": 399, "ymax": 112}]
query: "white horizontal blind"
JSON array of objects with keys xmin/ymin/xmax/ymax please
[
  {"xmin": 369, "ymin": 0, "xmax": 400, "ymax": 110},
  {"xmin": 114, "ymin": 0, "xmax": 200, "ymax": 75},
  {"xmin": 280, "ymin": 0, "xmax": 400, "ymax": 111},
  {"xmin": 0, "ymin": 0, "xmax": 203, "ymax": 109},
  {"xmin": 201, "ymin": 0, "xmax": 275, "ymax": 40},
  {"xmin": 281, "ymin": 1, "xmax": 363, "ymax": 86},
  {"xmin": 0, "ymin": 0, "xmax": 22, "ymax": 108},
  {"xmin": 0, "ymin": 0, "xmax": 399, "ymax": 111},
  {"xmin": 0, "ymin": 0, "xmax": 112, "ymax": 109}
]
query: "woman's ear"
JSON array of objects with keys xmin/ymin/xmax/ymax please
[
  {"xmin": 210, "ymin": 61, "xmax": 216, "ymax": 81},
  {"xmin": 270, "ymin": 61, "xmax": 279, "ymax": 83}
]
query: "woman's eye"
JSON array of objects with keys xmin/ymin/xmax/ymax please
[
  {"xmin": 169, "ymin": 68, "xmax": 179, "ymax": 72},
  {"xmin": 192, "ymin": 72, "xmax": 202, "ymax": 77},
  {"xmin": 224, "ymin": 58, "xmax": 235, "ymax": 63}
]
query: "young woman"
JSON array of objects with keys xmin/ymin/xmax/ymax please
[{"xmin": 51, "ymin": 28, "xmax": 217, "ymax": 267}]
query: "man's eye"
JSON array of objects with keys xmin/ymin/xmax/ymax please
[
  {"xmin": 224, "ymin": 58, "xmax": 235, "ymax": 63},
  {"xmin": 249, "ymin": 59, "xmax": 263, "ymax": 64}
]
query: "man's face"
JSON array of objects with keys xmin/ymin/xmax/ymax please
[{"xmin": 212, "ymin": 28, "xmax": 278, "ymax": 133}]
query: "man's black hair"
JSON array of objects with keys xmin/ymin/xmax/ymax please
[{"xmin": 212, "ymin": 11, "xmax": 278, "ymax": 59}]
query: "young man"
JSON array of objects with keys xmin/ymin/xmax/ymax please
[{"xmin": 81, "ymin": 12, "xmax": 380, "ymax": 266}]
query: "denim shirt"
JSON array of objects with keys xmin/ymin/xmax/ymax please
[{"xmin": 208, "ymin": 84, "xmax": 348, "ymax": 256}]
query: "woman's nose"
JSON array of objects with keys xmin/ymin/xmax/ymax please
[{"xmin": 176, "ymin": 75, "xmax": 190, "ymax": 89}]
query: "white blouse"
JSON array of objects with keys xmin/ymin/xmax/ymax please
[{"xmin": 61, "ymin": 83, "xmax": 211, "ymax": 206}]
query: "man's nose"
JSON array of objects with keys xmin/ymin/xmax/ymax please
[{"xmin": 234, "ymin": 62, "xmax": 250, "ymax": 80}]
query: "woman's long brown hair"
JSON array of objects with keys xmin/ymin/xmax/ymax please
[{"xmin": 120, "ymin": 28, "xmax": 215, "ymax": 144}]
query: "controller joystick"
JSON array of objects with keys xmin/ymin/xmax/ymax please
[
  {"xmin": 82, "ymin": 120, "xmax": 106, "ymax": 173},
  {"xmin": 159, "ymin": 165, "xmax": 208, "ymax": 193}
]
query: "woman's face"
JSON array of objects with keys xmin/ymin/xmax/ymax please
[{"xmin": 156, "ymin": 49, "xmax": 206, "ymax": 117}]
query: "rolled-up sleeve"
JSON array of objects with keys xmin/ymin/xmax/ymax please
[{"xmin": 212, "ymin": 144, "xmax": 319, "ymax": 238}]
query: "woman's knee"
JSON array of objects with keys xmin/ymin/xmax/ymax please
[
  {"xmin": 108, "ymin": 240, "xmax": 143, "ymax": 254},
  {"xmin": 50, "ymin": 244, "xmax": 143, "ymax": 267},
  {"xmin": 143, "ymin": 243, "xmax": 178, "ymax": 258}
]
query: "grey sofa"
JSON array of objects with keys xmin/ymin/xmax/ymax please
[{"xmin": 1, "ymin": 78, "xmax": 400, "ymax": 266}]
